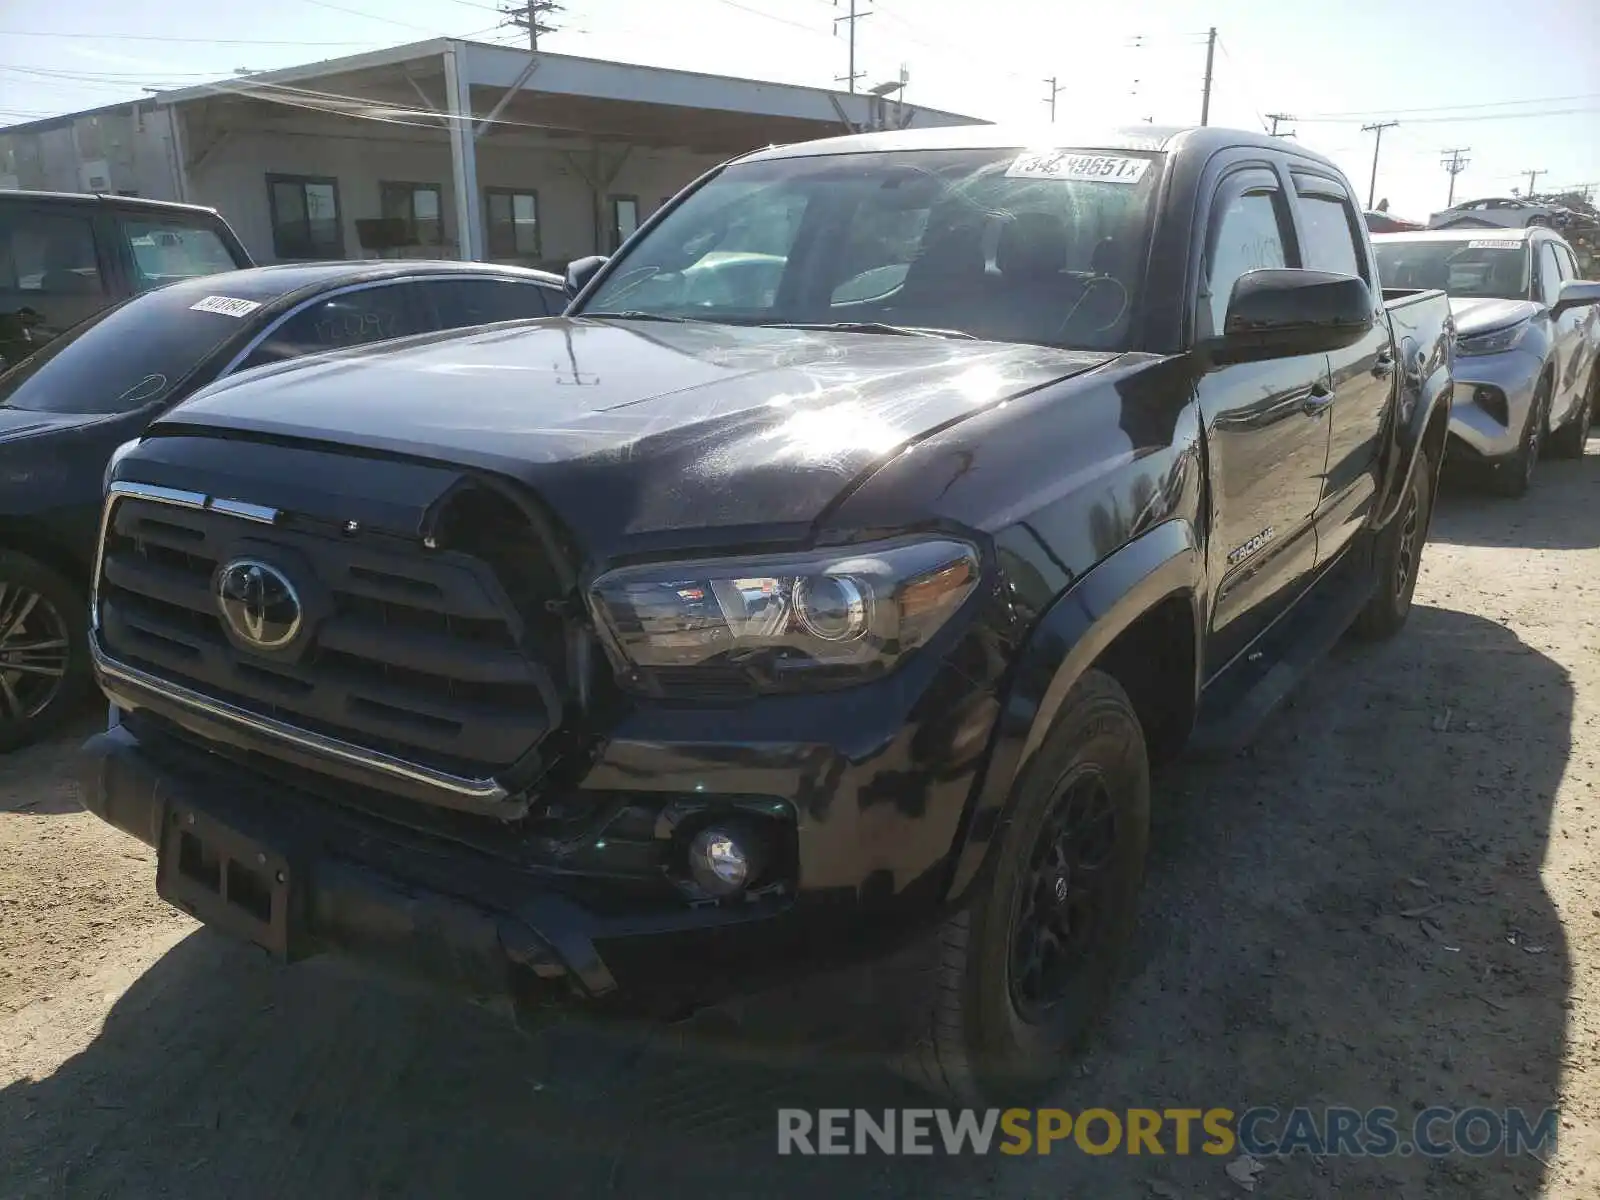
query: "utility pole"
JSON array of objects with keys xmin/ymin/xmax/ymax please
[
  {"xmin": 500, "ymin": 0, "xmax": 561, "ymax": 50},
  {"xmin": 1523, "ymin": 168, "xmax": 1547, "ymax": 199},
  {"xmin": 1044, "ymin": 76, "xmax": 1066, "ymax": 123},
  {"xmin": 1199, "ymin": 26, "xmax": 1217, "ymax": 126},
  {"xmin": 834, "ymin": 0, "xmax": 871, "ymax": 94},
  {"xmin": 1361, "ymin": 120, "xmax": 1399, "ymax": 209},
  {"xmin": 1266, "ymin": 112, "xmax": 1295, "ymax": 137},
  {"xmin": 1439, "ymin": 147, "xmax": 1471, "ymax": 206}
]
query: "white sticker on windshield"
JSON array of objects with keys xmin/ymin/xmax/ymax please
[
  {"xmin": 190, "ymin": 295, "xmax": 262, "ymax": 318},
  {"xmin": 1467, "ymin": 239, "xmax": 1522, "ymax": 250},
  {"xmin": 1005, "ymin": 151, "xmax": 1151, "ymax": 184}
]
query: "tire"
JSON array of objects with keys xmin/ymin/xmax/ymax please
[
  {"xmin": 1490, "ymin": 379, "xmax": 1550, "ymax": 498},
  {"xmin": 895, "ymin": 670, "xmax": 1150, "ymax": 1103},
  {"xmin": 1546, "ymin": 372, "xmax": 1596, "ymax": 459},
  {"xmin": 0, "ymin": 551, "xmax": 91, "ymax": 753},
  {"xmin": 1353, "ymin": 447, "xmax": 1434, "ymax": 641}
]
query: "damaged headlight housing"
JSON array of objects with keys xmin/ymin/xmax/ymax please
[
  {"xmin": 589, "ymin": 538, "xmax": 981, "ymax": 693},
  {"xmin": 1456, "ymin": 320, "xmax": 1529, "ymax": 357}
]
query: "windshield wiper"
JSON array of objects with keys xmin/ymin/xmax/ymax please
[
  {"xmin": 579, "ymin": 310, "xmax": 703, "ymax": 324},
  {"xmin": 758, "ymin": 321, "xmax": 978, "ymax": 340}
]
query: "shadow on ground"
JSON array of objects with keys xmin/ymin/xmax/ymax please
[{"xmin": 1433, "ymin": 442, "xmax": 1596, "ymax": 549}]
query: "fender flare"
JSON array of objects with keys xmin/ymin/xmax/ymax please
[
  {"xmin": 1375, "ymin": 347, "xmax": 1452, "ymax": 528},
  {"xmin": 944, "ymin": 517, "xmax": 1202, "ymax": 903}
]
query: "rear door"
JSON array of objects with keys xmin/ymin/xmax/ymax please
[
  {"xmin": 0, "ymin": 200, "xmax": 116, "ymax": 368},
  {"xmin": 1194, "ymin": 163, "xmax": 1333, "ymax": 676},
  {"xmin": 1291, "ymin": 170, "xmax": 1393, "ymax": 564}
]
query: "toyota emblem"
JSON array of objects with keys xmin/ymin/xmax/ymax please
[{"xmin": 214, "ymin": 558, "xmax": 302, "ymax": 651}]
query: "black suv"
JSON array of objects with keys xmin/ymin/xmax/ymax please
[{"xmin": 1, "ymin": 190, "xmax": 252, "ymax": 367}]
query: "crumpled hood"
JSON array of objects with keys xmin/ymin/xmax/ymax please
[
  {"xmin": 154, "ymin": 318, "xmax": 1118, "ymax": 543},
  {"xmin": 1450, "ymin": 296, "xmax": 1539, "ymax": 337}
]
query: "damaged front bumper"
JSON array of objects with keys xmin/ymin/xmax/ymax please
[{"xmin": 77, "ymin": 716, "xmax": 867, "ymax": 1022}]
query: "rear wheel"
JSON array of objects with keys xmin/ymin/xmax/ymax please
[
  {"xmin": 1546, "ymin": 372, "xmax": 1596, "ymax": 459},
  {"xmin": 1354, "ymin": 447, "xmax": 1433, "ymax": 641},
  {"xmin": 1491, "ymin": 379, "xmax": 1550, "ymax": 498},
  {"xmin": 895, "ymin": 670, "xmax": 1149, "ymax": 1102},
  {"xmin": 0, "ymin": 551, "xmax": 90, "ymax": 753}
]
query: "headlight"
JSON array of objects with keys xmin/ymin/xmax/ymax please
[
  {"xmin": 589, "ymin": 537, "xmax": 981, "ymax": 693},
  {"xmin": 1456, "ymin": 321, "xmax": 1529, "ymax": 357},
  {"xmin": 104, "ymin": 438, "xmax": 142, "ymax": 490}
]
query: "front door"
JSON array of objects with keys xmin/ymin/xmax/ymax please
[
  {"xmin": 1293, "ymin": 173, "xmax": 1393, "ymax": 563},
  {"xmin": 1196, "ymin": 168, "xmax": 1332, "ymax": 677}
]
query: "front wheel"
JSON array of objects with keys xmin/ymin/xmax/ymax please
[
  {"xmin": 1546, "ymin": 375, "xmax": 1595, "ymax": 459},
  {"xmin": 1353, "ymin": 447, "xmax": 1434, "ymax": 641},
  {"xmin": 0, "ymin": 551, "xmax": 90, "ymax": 753},
  {"xmin": 1491, "ymin": 380, "xmax": 1550, "ymax": 498},
  {"xmin": 895, "ymin": 670, "xmax": 1149, "ymax": 1102}
]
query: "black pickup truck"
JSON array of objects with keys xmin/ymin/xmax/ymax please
[{"xmin": 79, "ymin": 126, "xmax": 1453, "ymax": 1101}]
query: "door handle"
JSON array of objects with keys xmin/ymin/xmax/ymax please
[
  {"xmin": 1372, "ymin": 352, "xmax": 1396, "ymax": 378},
  {"xmin": 1302, "ymin": 381, "xmax": 1334, "ymax": 415}
]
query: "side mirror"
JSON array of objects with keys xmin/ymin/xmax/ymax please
[
  {"xmin": 1209, "ymin": 269, "xmax": 1375, "ymax": 365},
  {"xmin": 1552, "ymin": 279, "xmax": 1600, "ymax": 319},
  {"xmin": 565, "ymin": 255, "xmax": 608, "ymax": 299}
]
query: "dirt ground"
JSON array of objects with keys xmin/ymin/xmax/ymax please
[{"xmin": 2, "ymin": 450, "xmax": 1598, "ymax": 1200}]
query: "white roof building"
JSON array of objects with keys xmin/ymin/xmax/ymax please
[{"xmin": 0, "ymin": 39, "xmax": 985, "ymax": 269}]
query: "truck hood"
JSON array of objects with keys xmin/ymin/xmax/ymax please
[
  {"xmin": 155, "ymin": 318, "xmax": 1117, "ymax": 543},
  {"xmin": 1449, "ymin": 296, "xmax": 1539, "ymax": 337}
]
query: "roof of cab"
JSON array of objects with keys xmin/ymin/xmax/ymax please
[
  {"xmin": 0, "ymin": 189, "xmax": 227, "ymax": 217},
  {"xmin": 134, "ymin": 260, "xmax": 565, "ymax": 305},
  {"xmin": 738, "ymin": 123, "xmax": 1345, "ymax": 173}
]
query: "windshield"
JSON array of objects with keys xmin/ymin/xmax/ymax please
[
  {"xmin": 1374, "ymin": 237, "xmax": 1531, "ymax": 301},
  {"xmin": 0, "ymin": 288, "xmax": 251, "ymax": 414},
  {"xmin": 579, "ymin": 146, "xmax": 1164, "ymax": 352}
]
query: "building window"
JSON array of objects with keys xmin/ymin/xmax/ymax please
[
  {"xmin": 609, "ymin": 195, "xmax": 639, "ymax": 252},
  {"xmin": 379, "ymin": 181, "xmax": 443, "ymax": 246},
  {"xmin": 267, "ymin": 174, "xmax": 343, "ymax": 260},
  {"xmin": 485, "ymin": 189, "xmax": 540, "ymax": 258}
]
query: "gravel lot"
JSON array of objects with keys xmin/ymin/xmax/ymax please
[{"xmin": 2, "ymin": 450, "xmax": 1597, "ymax": 1199}]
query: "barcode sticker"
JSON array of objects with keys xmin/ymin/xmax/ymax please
[
  {"xmin": 1467, "ymin": 239, "xmax": 1522, "ymax": 250},
  {"xmin": 190, "ymin": 295, "xmax": 262, "ymax": 318},
  {"xmin": 1005, "ymin": 151, "xmax": 1151, "ymax": 184}
]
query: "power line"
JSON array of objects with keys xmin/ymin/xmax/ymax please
[
  {"xmin": 0, "ymin": 28, "xmax": 375, "ymax": 45},
  {"xmin": 1439, "ymin": 147, "xmax": 1470, "ymax": 206},
  {"xmin": 1361, "ymin": 120, "xmax": 1399, "ymax": 209},
  {"xmin": 1295, "ymin": 91, "xmax": 1600, "ymax": 120},
  {"xmin": 708, "ymin": 0, "xmax": 828, "ymax": 37}
]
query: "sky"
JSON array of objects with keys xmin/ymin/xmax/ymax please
[{"xmin": 1, "ymin": 0, "xmax": 1596, "ymax": 220}]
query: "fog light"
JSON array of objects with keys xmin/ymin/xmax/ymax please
[{"xmin": 687, "ymin": 824, "xmax": 765, "ymax": 897}]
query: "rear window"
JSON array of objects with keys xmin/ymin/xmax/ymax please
[
  {"xmin": 120, "ymin": 217, "xmax": 246, "ymax": 293},
  {"xmin": 0, "ymin": 287, "xmax": 257, "ymax": 414}
]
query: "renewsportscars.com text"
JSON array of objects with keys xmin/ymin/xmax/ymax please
[{"xmin": 776, "ymin": 1106, "xmax": 1559, "ymax": 1158}]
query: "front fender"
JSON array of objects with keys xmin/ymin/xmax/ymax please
[{"xmin": 944, "ymin": 517, "xmax": 1202, "ymax": 903}]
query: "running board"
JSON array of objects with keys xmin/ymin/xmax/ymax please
[{"xmin": 1187, "ymin": 563, "xmax": 1376, "ymax": 759}]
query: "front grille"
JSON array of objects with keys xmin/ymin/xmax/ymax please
[{"xmin": 98, "ymin": 496, "xmax": 555, "ymax": 779}]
